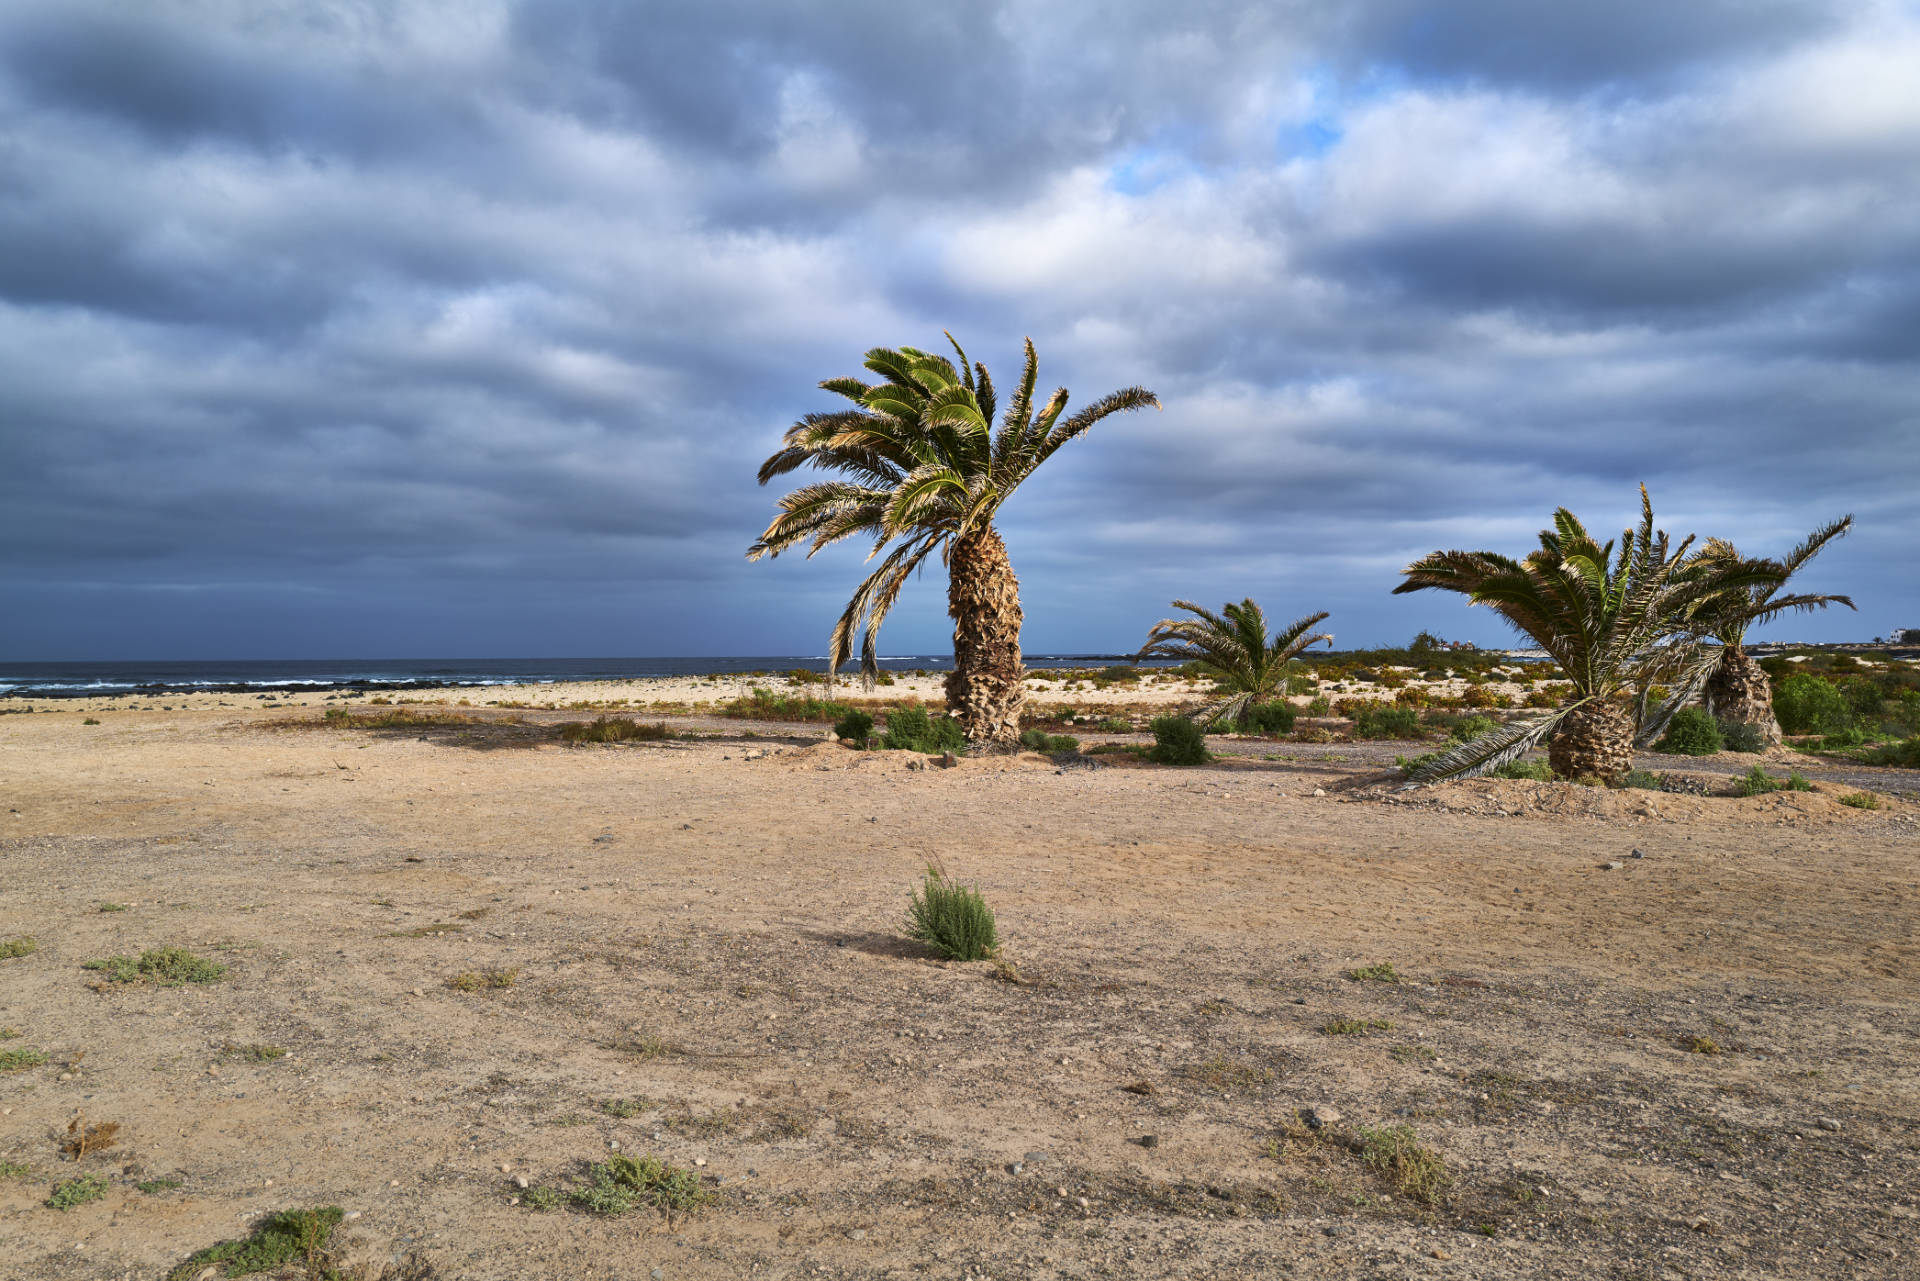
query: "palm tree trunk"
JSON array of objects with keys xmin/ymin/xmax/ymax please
[
  {"xmin": 1548, "ymin": 700, "xmax": 1635, "ymax": 781},
  {"xmin": 945, "ymin": 526, "xmax": 1025, "ymax": 750},
  {"xmin": 1704, "ymin": 647, "xmax": 1783, "ymax": 746}
]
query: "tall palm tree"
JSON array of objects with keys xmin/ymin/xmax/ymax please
[
  {"xmin": 1392, "ymin": 487, "xmax": 1766, "ymax": 783},
  {"xmin": 748, "ymin": 335, "xmax": 1159, "ymax": 748},
  {"xmin": 1136, "ymin": 599, "xmax": 1333, "ymax": 726},
  {"xmin": 1649, "ymin": 517, "xmax": 1853, "ymax": 746}
]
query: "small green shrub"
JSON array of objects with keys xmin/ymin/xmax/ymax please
[
  {"xmin": 0, "ymin": 1159, "xmax": 31, "ymax": 1179},
  {"xmin": 906, "ymin": 865, "xmax": 998, "ymax": 961},
  {"xmin": 1733, "ymin": 765, "xmax": 1811, "ymax": 797},
  {"xmin": 163, "ymin": 1206, "xmax": 343, "ymax": 1279},
  {"xmin": 1838, "ymin": 791, "xmax": 1881, "ymax": 809},
  {"xmin": 1220, "ymin": 701, "xmax": 1297, "ymax": 735},
  {"xmin": 1097, "ymin": 717, "xmax": 1132, "ymax": 733},
  {"xmin": 137, "ymin": 1177, "xmax": 183, "ymax": 1194},
  {"xmin": 1305, "ymin": 695, "xmax": 1331, "ymax": 717},
  {"xmin": 721, "ymin": 688, "xmax": 853, "ymax": 723},
  {"xmin": 1620, "ymin": 769, "xmax": 1662, "ymax": 790},
  {"xmin": 881, "ymin": 705, "xmax": 966, "ymax": 754},
  {"xmin": 1449, "ymin": 714, "xmax": 1498, "ymax": 741},
  {"xmin": 1322, "ymin": 1016, "xmax": 1392, "ymax": 1036},
  {"xmin": 559, "ymin": 717, "xmax": 671, "ymax": 743},
  {"xmin": 1353, "ymin": 705, "xmax": 1422, "ymax": 740},
  {"xmin": 84, "ymin": 947, "xmax": 226, "ymax": 986},
  {"xmin": 0, "ymin": 1048, "xmax": 48, "ymax": 1072},
  {"xmin": 1396, "ymin": 751, "xmax": 1444, "ymax": 776},
  {"xmin": 832, "ymin": 708, "xmax": 874, "ymax": 744},
  {"xmin": 1773, "ymin": 674, "xmax": 1851, "ymax": 736},
  {"xmin": 447, "ymin": 967, "xmax": 518, "ymax": 991},
  {"xmin": 1863, "ymin": 736, "xmax": 1920, "ymax": 768},
  {"xmin": 1491, "ymin": 759, "xmax": 1553, "ymax": 781},
  {"xmin": 1818, "ymin": 727, "xmax": 1868, "ymax": 750},
  {"xmin": 0, "ymin": 937, "xmax": 36, "ymax": 960},
  {"xmin": 524, "ymin": 1184, "xmax": 564, "ymax": 1211},
  {"xmin": 1716, "ymin": 719, "xmax": 1766, "ymax": 753},
  {"xmin": 571, "ymin": 1154, "xmax": 711, "ymax": 1218},
  {"xmin": 1655, "ymin": 706, "xmax": 1722, "ymax": 756},
  {"xmin": 97, "ymin": 903, "xmax": 129, "ymax": 913},
  {"xmin": 46, "ymin": 1173, "xmax": 110, "ymax": 1211},
  {"xmin": 1147, "ymin": 716, "xmax": 1210, "ymax": 765},
  {"xmin": 1347, "ymin": 962, "xmax": 1400, "ymax": 983},
  {"xmin": 1357, "ymin": 1124, "xmax": 1451, "ymax": 1205},
  {"xmin": 1019, "ymin": 728, "xmax": 1080, "ymax": 753}
]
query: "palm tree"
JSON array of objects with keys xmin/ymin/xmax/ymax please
[
  {"xmin": 1651, "ymin": 517, "xmax": 1853, "ymax": 746},
  {"xmin": 1136, "ymin": 599, "xmax": 1333, "ymax": 726},
  {"xmin": 1392, "ymin": 487, "xmax": 1765, "ymax": 783},
  {"xmin": 748, "ymin": 335, "xmax": 1159, "ymax": 748}
]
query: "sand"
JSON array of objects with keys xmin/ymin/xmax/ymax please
[{"xmin": 1, "ymin": 698, "xmax": 1917, "ymax": 1279}]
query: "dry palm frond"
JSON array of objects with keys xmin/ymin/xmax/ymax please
[{"xmin": 1400, "ymin": 702, "xmax": 1587, "ymax": 788}]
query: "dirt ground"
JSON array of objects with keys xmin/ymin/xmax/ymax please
[{"xmin": 2, "ymin": 706, "xmax": 1917, "ymax": 1280}]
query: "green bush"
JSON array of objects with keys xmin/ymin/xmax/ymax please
[
  {"xmin": 1620, "ymin": 769, "xmax": 1662, "ymax": 790},
  {"xmin": 84, "ymin": 947, "xmax": 226, "ymax": 986},
  {"xmin": 559, "ymin": 716, "xmax": 671, "ymax": 743},
  {"xmin": 0, "ymin": 937, "xmax": 35, "ymax": 960},
  {"xmin": 571, "ymin": 1154, "xmax": 711, "ymax": 1217},
  {"xmin": 1353, "ymin": 705, "xmax": 1422, "ymax": 739},
  {"xmin": 1147, "ymin": 716, "xmax": 1210, "ymax": 765},
  {"xmin": 1449, "ymin": 714, "xmax": 1498, "ymax": 741},
  {"xmin": 1018, "ymin": 728, "xmax": 1080, "ymax": 753},
  {"xmin": 164, "ymin": 1207, "xmax": 345, "ymax": 1279},
  {"xmin": 881, "ymin": 706, "xmax": 965, "ymax": 754},
  {"xmin": 1733, "ymin": 765, "xmax": 1814, "ymax": 797},
  {"xmin": 1773, "ymin": 674, "xmax": 1851, "ymax": 736},
  {"xmin": 46, "ymin": 1174, "xmax": 110, "ymax": 1211},
  {"xmin": 1717, "ymin": 719, "xmax": 1766, "ymax": 754},
  {"xmin": 1396, "ymin": 751, "xmax": 1444, "ymax": 776},
  {"xmin": 1491, "ymin": 759, "xmax": 1553, "ymax": 781},
  {"xmin": 1863, "ymin": 736, "xmax": 1920, "ymax": 768},
  {"xmin": 1304, "ymin": 695, "xmax": 1331, "ymax": 717},
  {"xmin": 1656, "ymin": 707, "xmax": 1723, "ymax": 756},
  {"xmin": 832, "ymin": 708, "xmax": 874, "ymax": 744},
  {"xmin": 721, "ymin": 688, "xmax": 854, "ymax": 723},
  {"xmin": 1839, "ymin": 791, "xmax": 1881, "ymax": 809},
  {"xmin": 1220, "ymin": 701, "xmax": 1296, "ymax": 735},
  {"xmin": 906, "ymin": 866, "xmax": 998, "ymax": 961}
]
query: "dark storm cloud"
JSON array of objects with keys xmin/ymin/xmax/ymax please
[{"xmin": 1, "ymin": 0, "xmax": 1916, "ymax": 659}]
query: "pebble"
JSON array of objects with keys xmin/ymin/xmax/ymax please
[
  {"xmin": 57, "ymin": 1072, "xmax": 72, "ymax": 1082},
  {"xmin": 1301, "ymin": 1106, "xmax": 1342, "ymax": 1130},
  {"xmin": 514, "ymin": 1175, "xmax": 529, "ymax": 1189},
  {"xmin": 693, "ymin": 1157, "xmax": 706, "ymax": 1167},
  {"xmin": 1603, "ymin": 861, "xmax": 1625, "ymax": 871},
  {"xmin": 1138, "ymin": 1134, "xmax": 1159, "ymax": 1149},
  {"xmin": 1631, "ymin": 848, "xmax": 1646, "ymax": 858},
  {"xmin": 1009, "ymin": 1162, "xmax": 1024, "ymax": 1175},
  {"xmin": 1313, "ymin": 787, "xmax": 1326, "ymax": 797},
  {"xmin": 1817, "ymin": 1117, "xmax": 1841, "ymax": 1132},
  {"xmin": 847, "ymin": 1229, "xmax": 867, "ymax": 1241}
]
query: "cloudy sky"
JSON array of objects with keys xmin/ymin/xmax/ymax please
[{"xmin": 3, "ymin": 0, "xmax": 1916, "ymax": 661}]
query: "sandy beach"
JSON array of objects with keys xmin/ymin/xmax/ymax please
[{"xmin": 1, "ymin": 694, "xmax": 1916, "ymax": 1280}]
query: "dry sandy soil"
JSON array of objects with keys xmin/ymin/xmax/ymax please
[{"xmin": 2, "ymin": 704, "xmax": 1917, "ymax": 1281}]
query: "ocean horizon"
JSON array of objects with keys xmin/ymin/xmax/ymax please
[{"xmin": 0, "ymin": 654, "xmax": 1179, "ymax": 699}]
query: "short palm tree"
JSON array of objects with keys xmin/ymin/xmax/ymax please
[
  {"xmin": 748, "ymin": 335, "xmax": 1159, "ymax": 748},
  {"xmin": 1136, "ymin": 599, "xmax": 1333, "ymax": 726},
  {"xmin": 1393, "ymin": 487, "xmax": 1768, "ymax": 783},
  {"xmin": 1652, "ymin": 517, "xmax": 1853, "ymax": 746}
]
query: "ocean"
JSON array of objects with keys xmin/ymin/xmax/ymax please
[{"xmin": 0, "ymin": 655, "xmax": 1171, "ymax": 700}]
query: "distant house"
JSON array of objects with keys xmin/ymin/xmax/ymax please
[{"xmin": 1898, "ymin": 628, "xmax": 1920, "ymax": 644}]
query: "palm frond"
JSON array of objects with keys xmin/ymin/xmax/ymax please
[{"xmin": 1403, "ymin": 701, "xmax": 1588, "ymax": 788}]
